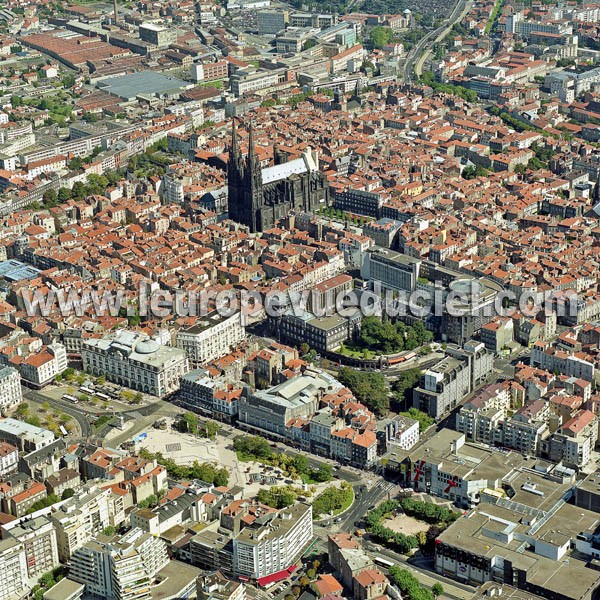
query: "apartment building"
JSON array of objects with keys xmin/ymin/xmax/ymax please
[
  {"xmin": 0, "ymin": 538, "xmax": 28, "ymax": 600},
  {"xmin": 0, "ymin": 367, "xmax": 21, "ymax": 413},
  {"xmin": 542, "ymin": 409, "xmax": 599, "ymax": 469},
  {"xmin": 51, "ymin": 485, "xmax": 112, "ymax": 561},
  {"xmin": 179, "ymin": 370, "xmax": 242, "ymax": 422},
  {"xmin": 232, "ymin": 502, "xmax": 313, "ymax": 580},
  {"xmin": 70, "ymin": 528, "xmax": 170, "ymax": 600},
  {"xmin": 0, "ymin": 442, "xmax": 18, "ymax": 476},
  {"xmin": 334, "ymin": 189, "xmax": 384, "ymax": 218},
  {"xmin": 197, "ymin": 571, "xmax": 246, "ymax": 600},
  {"xmin": 176, "ymin": 313, "xmax": 246, "ymax": 367},
  {"xmin": 531, "ymin": 341, "xmax": 595, "ymax": 381},
  {"xmin": 82, "ymin": 330, "xmax": 189, "ymax": 398},
  {"xmin": 5, "ymin": 516, "xmax": 59, "ymax": 583},
  {"xmin": 9, "ymin": 481, "xmax": 46, "ymax": 517},
  {"xmin": 20, "ymin": 342, "xmax": 68, "ymax": 388}
]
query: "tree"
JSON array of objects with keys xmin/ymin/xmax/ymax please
[
  {"xmin": 370, "ymin": 26, "xmax": 392, "ymax": 49},
  {"xmin": 233, "ymin": 435, "xmax": 273, "ymax": 461},
  {"xmin": 15, "ymin": 402, "xmax": 29, "ymax": 418},
  {"xmin": 514, "ymin": 163, "xmax": 528, "ymax": 176},
  {"xmin": 432, "ymin": 583, "xmax": 444, "ymax": 598},
  {"xmin": 337, "ymin": 367, "xmax": 389, "ymax": 414},
  {"xmin": 61, "ymin": 488, "xmax": 75, "ymax": 500},
  {"xmin": 204, "ymin": 420, "xmax": 220, "ymax": 440},
  {"xmin": 103, "ymin": 525, "xmax": 116, "ymax": 536},
  {"xmin": 63, "ymin": 367, "xmax": 75, "ymax": 381},
  {"xmin": 57, "ymin": 187, "xmax": 72, "ymax": 202},
  {"xmin": 399, "ymin": 408, "xmax": 434, "ymax": 433},
  {"xmin": 27, "ymin": 494, "xmax": 60, "ymax": 514},
  {"xmin": 42, "ymin": 189, "xmax": 57, "ymax": 207},
  {"xmin": 312, "ymin": 484, "xmax": 353, "ymax": 517},
  {"xmin": 311, "ymin": 464, "xmax": 333, "ymax": 482},
  {"xmin": 257, "ymin": 486, "xmax": 298, "ymax": 509},
  {"xmin": 182, "ymin": 412, "xmax": 198, "ymax": 434},
  {"xmin": 392, "ymin": 369, "xmax": 421, "ymax": 408}
]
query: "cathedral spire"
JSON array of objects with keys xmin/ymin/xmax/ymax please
[
  {"xmin": 231, "ymin": 118, "xmax": 238, "ymax": 157},
  {"xmin": 248, "ymin": 123, "xmax": 258, "ymax": 174}
]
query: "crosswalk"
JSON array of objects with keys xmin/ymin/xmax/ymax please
[{"xmin": 371, "ymin": 479, "xmax": 396, "ymax": 494}]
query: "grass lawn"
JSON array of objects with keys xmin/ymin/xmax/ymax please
[
  {"xmin": 339, "ymin": 343, "xmax": 376, "ymax": 359},
  {"xmin": 235, "ymin": 450, "xmax": 257, "ymax": 463},
  {"xmin": 333, "ymin": 486, "xmax": 354, "ymax": 515}
]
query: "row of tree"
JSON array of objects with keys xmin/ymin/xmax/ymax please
[
  {"xmin": 365, "ymin": 498, "xmax": 458, "ymax": 554},
  {"xmin": 388, "ymin": 566, "xmax": 444, "ymax": 600},
  {"xmin": 399, "ymin": 497, "xmax": 459, "ymax": 525},
  {"xmin": 178, "ymin": 412, "xmax": 221, "ymax": 439},
  {"xmin": 233, "ymin": 436, "xmax": 334, "ymax": 483},
  {"xmin": 138, "ymin": 448, "xmax": 229, "ymax": 486}
]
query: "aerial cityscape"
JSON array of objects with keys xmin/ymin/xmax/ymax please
[{"xmin": 0, "ymin": 0, "xmax": 599, "ymax": 599}]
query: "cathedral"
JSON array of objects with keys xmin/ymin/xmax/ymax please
[{"xmin": 227, "ymin": 120, "xmax": 330, "ymax": 232}]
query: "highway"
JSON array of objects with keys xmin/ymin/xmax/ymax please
[{"xmin": 402, "ymin": 0, "xmax": 470, "ymax": 84}]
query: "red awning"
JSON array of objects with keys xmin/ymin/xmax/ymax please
[{"xmin": 257, "ymin": 565, "xmax": 297, "ymax": 587}]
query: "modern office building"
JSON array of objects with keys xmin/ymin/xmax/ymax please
[
  {"xmin": 257, "ymin": 10, "xmax": 289, "ymax": 34},
  {"xmin": 360, "ymin": 248, "xmax": 421, "ymax": 293},
  {"xmin": 414, "ymin": 342, "xmax": 493, "ymax": 419},
  {"xmin": 82, "ymin": 330, "xmax": 189, "ymax": 398}
]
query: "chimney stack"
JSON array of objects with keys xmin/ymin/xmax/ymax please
[{"xmin": 113, "ymin": 0, "xmax": 118, "ymax": 24}]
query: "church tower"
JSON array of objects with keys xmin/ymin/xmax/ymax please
[{"xmin": 227, "ymin": 120, "xmax": 264, "ymax": 233}]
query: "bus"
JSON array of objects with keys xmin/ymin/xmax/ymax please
[
  {"xmin": 373, "ymin": 557, "xmax": 394, "ymax": 569},
  {"xmin": 96, "ymin": 392, "xmax": 110, "ymax": 401},
  {"xmin": 79, "ymin": 386, "xmax": 94, "ymax": 394},
  {"xmin": 59, "ymin": 425, "xmax": 68, "ymax": 436},
  {"xmin": 62, "ymin": 394, "xmax": 78, "ymax": 403}
]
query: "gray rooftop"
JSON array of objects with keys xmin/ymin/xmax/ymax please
[{"xmin": 96, "ymin": 71, "xmax": 191, "ymax": 101}]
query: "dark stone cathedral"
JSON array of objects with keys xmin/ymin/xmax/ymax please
[{"xmin": 227, "ymin": 120, "xmax": 330, "ymax": 232}]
